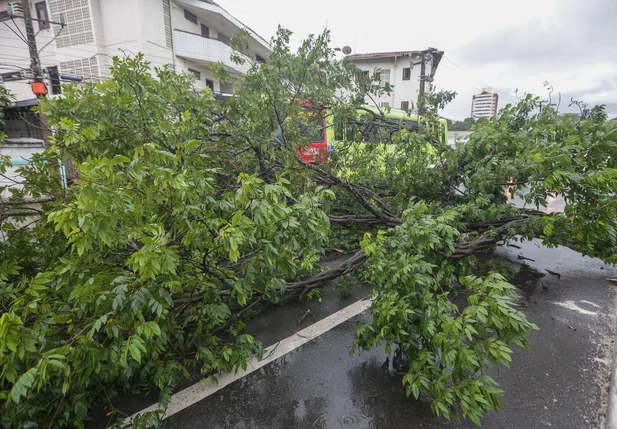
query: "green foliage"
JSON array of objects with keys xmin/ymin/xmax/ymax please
[
  {"xmin": 1, "ymin": 51, "xmax": 333, "ymax": 426},
  {"xmin": 1, "ymin": 26, "xmax": 617, "ymax": 428},
  {"xmin": 354, "ymin": 203, "xmax": 537, "ymax": 423},
  {"xmin": 448, "ymin": 117, "xmax": 477, "ymax": 132}
]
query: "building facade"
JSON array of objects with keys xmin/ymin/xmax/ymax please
[
  {"xmin": 0, "ymin": 0, "xmax": 271, "ymax": 103},
  {"xmin": 346, "ymin": 49, "xmax": 443, "ymax": 112},
  {"xmin": 471, "ymin": 88, "xmax": 499, "ymax": 119}
]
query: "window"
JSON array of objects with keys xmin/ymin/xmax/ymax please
[
  {"xmin": 379, "ymin": 102, "xmax": 390, "ymax": 108},
  {"xmin": 378, "ymin": 69, "xmax": 390, "ymax": 87},
  {"xmin": 402, "ymin": 67, "xmax": 411, "ymax": 81},
  {"xmin": 188, "ymin": 68, "xmax": 200, "ymax": 80},
  {"xmin": 255, "ymin": 54, "xmax": 266, "ymax": 64},
  {"xmin": 184, "ymin": 9, "xmax": 197, "ymax": 24},
  {"xmin": 400, "ymin": 101, "xmax": 409, "ymax": 112},
  {"xmin": 218, "ymin": 32, "xmax": 231, "ymax": 45},
  {"xmin": 47, "ymin": 66, "xmax": 61, "ymax": 94},
  {"xmin": 35, "ymin": 2, "xmax": 49, "ymax": 31},
  {"xmin": 220, "ymin": 82, "xmax": 234, "ymax": 94},
  {"xmin": 298, "ymin": 108, "xmax": 326, "ymax": 143},
  {"xmin": 206, "ymin": 79, "xmax": 214, "ymax": 91},
  {"xmin": 163, "ymin": 0, "xmax": 172, "ymax": 48},
  {"xmin": 355, "ymin": 70, "xmax": 369, "ymax": 82},
  {"xmin": 201, "ymin": 24, "xmax": 209, "ymax": 37}
]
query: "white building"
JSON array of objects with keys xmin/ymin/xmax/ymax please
[
  {"xmin": 0, "ymin": 0, "xmax": 271, "ymax": 103},
  {"xmin": 346, "ymin": 49, "xmax": 443, "ymax": 112},
  {"xmin": 471, "ymin": 88, "xmax": 499, "ymax": 119}
]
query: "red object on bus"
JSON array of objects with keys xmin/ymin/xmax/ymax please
[{"xmin": 296, "ymin": 100, "xmax": 328, "ymax": 163}]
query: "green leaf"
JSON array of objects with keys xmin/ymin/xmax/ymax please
[
  {"xmin": 10, "ymin": 368, "xmax": 37, "ymax": 403},
  {"xmin": 128, "ymin": 342, "xmax": 142, "ymax": 364}
]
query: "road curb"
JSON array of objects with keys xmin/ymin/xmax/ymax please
[{"xmin": 607, "ymin": 335, "xmax": 617, "ymax": 428}]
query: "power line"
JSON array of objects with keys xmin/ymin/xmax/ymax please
[
  {"xmin": 0, "ymin": 48, "xmax": 174, "ymax": 69},
  {"xmin": 0, "ymin": 41, "xmax": 176, "ymax": 65},
  {"xmin": 1, "ymin": 20, "xmax": 28, "ymax": 44},
  {"xmin": 0, "ymin": 27, "xmax": 176, "ymax": 56},
  {"xmin": 442, "ymin": 56, "xmax": 517, "ymax": 101}
]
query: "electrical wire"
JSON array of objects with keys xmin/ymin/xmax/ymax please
[
  {"xmin": 1, "ymin": 21, "xmax": 27, "ymax": 44},
  {"xmin": 0, "ymin": 49, "xmax": 173, "ymax": 69},
  {"xmin": 442, "ymin": 56, "xmax": 518, "ymax": 101},
  {"xmin": 0, "ymin": 41, "xmax": 177, "ymax": 65},
  {"xmin": 10, "ymin": 16, "xmax": 28, "ymax": 44},
  {"xmin": 0, "ymin": 27, "xmax": 176, "ymax": 58}
]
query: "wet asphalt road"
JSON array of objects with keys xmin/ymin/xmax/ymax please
[{"xmin": 157, "ymin": 241, "xmax": 617, "ymax": 429}]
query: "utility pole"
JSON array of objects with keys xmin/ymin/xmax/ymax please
[
  {"xmin": 418, "ymin": 51, "xmax": 435, "ymax": 115},
  {"xmin": 419, "ymin": 56, "xmax": 426, "ymax": 99},
  {"xmin": 418, "ymin": 53, "xmax": 427, "ymax": 115},
  {"xmin": 6, "ymin": 1, "xmax": 64, "ymax": 96},
  {"xmin": 21, "ymin": 0, "xmax": 44, "ymax": 86},
  {"xmin": 538, "ymin": 99, "xmax": 548, "ymax": 112}
]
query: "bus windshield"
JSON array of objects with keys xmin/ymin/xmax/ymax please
[{"xmin": 299, "ymin": 111, "xmax": 325, "ymax": 143}]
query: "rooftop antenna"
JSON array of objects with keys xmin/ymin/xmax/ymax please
[{"xmin": 342, "ymin": 46, "xmax": 352, "ymax": 55}]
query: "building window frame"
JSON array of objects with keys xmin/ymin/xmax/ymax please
[
  {"xmin": 205, "ymin": 79, "xmax": 214, "ymax": 91},
  {"xmin": 402, "ymin": 67, "xmax": 411, "ymax": 81},
  {"xmin": 400, "ymin": 101, "xmax": 409, "ymax": 112},
  {"xmin": 35, "ymin": 2, "xmax": 50, "ymax": 31},
  {"xmin": 184, "ymin": 9, "xmax": 197, "ymax": 24},
  {"xmin": 218, "ymin": 32, "xmax": 231, "ymax": 45},
  {"xmin": 188, "ymin": 68, "xmax": 201, "ymax": 80},
  {"xmin": 47, "ymin": 66, "xmax": 61, "ymax": 94},
  {"xmin": 255, "ymin": 54, "xmax": 266, "ymax": 64},
  {"xmin": 378, "ymin": 69, "xmax": 390, "ymax": 87},
  {"xmin": 201, "ymin": 24, "xmax": 209, "ymax": 38},
  {"xmin": 220, "ymin": 81, "xmax": 234, "ymax": 94}
]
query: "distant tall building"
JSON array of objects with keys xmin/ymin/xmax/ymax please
[{"xmin": 471, "ymin": 88, "xmax": 499, "ymax": 119}]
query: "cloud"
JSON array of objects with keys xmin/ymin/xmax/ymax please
[
  {"xmin": 458, "ymin": 0, "xmax": 617, "ymax": 69},
  {"xmin": 438, "ymin": 0, "xmax": 617, "ymax": 118}
]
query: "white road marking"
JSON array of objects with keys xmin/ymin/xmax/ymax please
[
  {"xmin": 580, "ymin": 300, "xmax": 602, "ymax": 309},
  {"xmin": 126, "ymin": 298, "xmax": 373, "ymax": 424},
  {"xmin": 551, "ymin": 300, "xmax": 598, "ymax": 316}
]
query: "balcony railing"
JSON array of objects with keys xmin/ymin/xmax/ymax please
[{"xmin": 173, "ymin": 29, "xmax": 251, "ymax": 73}]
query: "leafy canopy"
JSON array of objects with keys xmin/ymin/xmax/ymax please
[{"xmin": 1, "ymin": 27, "xmax": 616, "ymax": 427}]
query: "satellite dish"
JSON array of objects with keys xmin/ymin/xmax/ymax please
[{"xmin": 342, "ymin": 46, "xmax": 352, "ymax": 55}]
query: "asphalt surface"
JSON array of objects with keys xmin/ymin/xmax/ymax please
[{"xmin": 156, "ymin": 241, "xmax": 617, "ymax": 429}]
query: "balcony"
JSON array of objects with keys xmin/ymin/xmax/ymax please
[{"xmin": 173, "ymin": 29, "xmax": 251, "ymax": 74}]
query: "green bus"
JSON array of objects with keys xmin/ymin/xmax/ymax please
[{"xmin": 298, "ymin": 105, "xmax": 448, "ymax": 163}]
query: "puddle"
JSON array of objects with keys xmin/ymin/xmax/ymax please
[{"xmin": 510, "ymin": 263, "xmax": 545, "ymax": 309}]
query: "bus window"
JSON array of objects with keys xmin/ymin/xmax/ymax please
[
  {"xmin": 299, "ymin": 111, "xmax": 325, "ymax": 143},
  {"xmin": 402, "ymin": 120, "xmax": 419, "ymax": 132},
  {"xmin": 296, "ymin": 107, "xmax": 328, "ymax": 163},
  {"xmin": 334, "ymin": 117, "xmax": 345, "ymax": 141}
]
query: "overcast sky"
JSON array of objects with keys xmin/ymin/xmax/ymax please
[{"xmin": 217, "ymin": 0, "xmax": 617, "ymax": 120}]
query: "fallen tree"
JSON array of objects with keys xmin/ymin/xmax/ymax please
[{"xmin": 1, "ymin": 28, "xmax": 617, "ymax": 427}]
